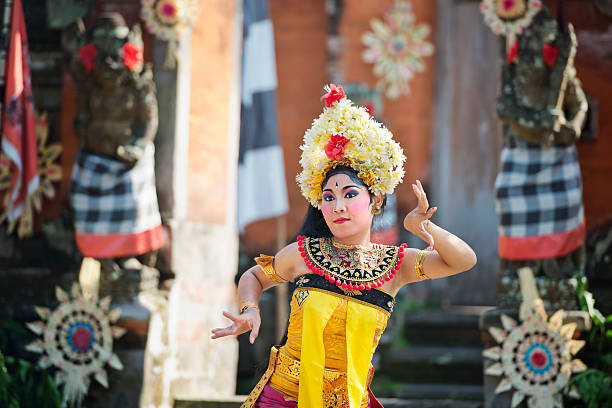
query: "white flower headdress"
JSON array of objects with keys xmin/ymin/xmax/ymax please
[{"xmin": 297, "ymin": 84, "xmax": 406, "ymax": 208}]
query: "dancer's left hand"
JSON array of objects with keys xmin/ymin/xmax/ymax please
[{"xmin": 403, "ymin": 180, "xmax": 436, "ymax": 250}]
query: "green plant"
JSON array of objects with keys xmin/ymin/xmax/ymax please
[
  {"xmin": 575, "ymin": 275, "xmax": 612, "ymax": 352},
  {"xmin": 0, "ymin": 321, "xmax": 61, "ymax": 408},
  {"xmin": 572, "ymin": 275, "xmax": 612, "ymax": 407},
  {"xmin": 571, "ymin": 367, "xmax": 612, "ymax": 408},
  {"xmin": 0, "ymin": 350, "xmax": 20, "ymax": 408}
]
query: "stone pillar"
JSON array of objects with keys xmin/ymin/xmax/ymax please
[
  {"xmin": 430, "ymin": 0, "xmax": 501, "ymax": 305},
  {"xmin": 153, "ymin": 0, "xmax": 242, "ymax": 400}
]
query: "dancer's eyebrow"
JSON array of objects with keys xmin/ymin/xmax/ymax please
[{"xmin": 323, "ymin": 185, "xmax": 361, "ymax": 193}]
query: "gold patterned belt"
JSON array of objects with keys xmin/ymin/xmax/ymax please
[
  {"xmin": 241, "ymin": 346, "xmax": 373, "ymax": 408},
  {"xmin": 268, "ymin": 347, "xmax": 372, "ymax": 406}
]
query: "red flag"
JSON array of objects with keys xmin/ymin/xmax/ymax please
[{"xmin": 2, "ymin": 0, "xmax": 38, "ymax": 222}]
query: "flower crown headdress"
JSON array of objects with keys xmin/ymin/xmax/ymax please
[{"xmin": 297, "ymin": 84, "xmax": 406, "ymax": 208}]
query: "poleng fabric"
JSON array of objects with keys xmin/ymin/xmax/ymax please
[
  {"xmin": 70, "ymin": 143, "xmax": 163, "ymax": 258},
  {"xmin": 237, "ymin": 0, "xmax": 288, "ymax": 231},
  {"xmin": 494, "ymin": 137, "xmax": 585, "ymax": 260},
  {"xmin": 1, "ymin": 0, "xmax": 39, "ymax": 223}
]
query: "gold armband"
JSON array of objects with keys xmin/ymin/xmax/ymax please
[
  {"xmin": 415, "ymin": 250, "xmax": 430, "ymax": 280},
  {"xmin": 255, "ymin": 254, "xmax": 287, "ymax": 283}
]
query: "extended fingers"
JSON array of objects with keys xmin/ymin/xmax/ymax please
[
  {"xmin": 412, "ymin": 184, "xmax": 428, "ymax": 211},
  {"xmin": 211, "ymin": 324, "xmax": 236, "ymax": 339},
  {"xmin": 222, "ymin": 311, "xmax": 239, "ymax": 322},
  {"xmin": 211, "ymin": 311, "xmax": 240, "ymax": 339},
  {"xmin": 412, "ymin": 184, "xmax": 429, "ymax": 207}
]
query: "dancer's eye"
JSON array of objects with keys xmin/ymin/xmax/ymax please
[
  {"xmin": 345, "ymin": 190, "xmax": 358, "ymax": 198},
  {"xmin": 323, "ymin": 194, "xmax": 335, "ymax": 202}
]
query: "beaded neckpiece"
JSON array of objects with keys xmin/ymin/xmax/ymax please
[{"xmin": 297, "ymin": 236, "xmax": 406, "ymax": 294}]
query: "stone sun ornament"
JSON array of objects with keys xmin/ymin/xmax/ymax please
[
  {"xmin": 140, "ymin": 0, "xmax": 199, "ymax": 69},
  {"xmin": 25, "ymin": 282, "xmax": 125, "ymax": 407},
  {"xmin": 362, "ymin": 0, "xmax": 434, "ymax": 99},
  {"xmin": 484, "ymin": 268, "xmax": 587, "ymax": 408}
]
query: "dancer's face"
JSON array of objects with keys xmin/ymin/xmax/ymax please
[{"xmin": 320, "ymin": 173, "xmax": 374, "ymax": 238}]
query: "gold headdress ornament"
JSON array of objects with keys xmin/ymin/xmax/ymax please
[{"xmin": 297, "ymin": 84, "xmax": 406, "ymax": 208}]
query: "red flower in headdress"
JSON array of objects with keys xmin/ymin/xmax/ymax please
[
  {"xmin": 363, "ymin": 101, "xmax": 376, "ymax": 117},
  {"xmin": 542, "ymin": 43, "xmax": 559, "ymax": 68},
  {"xmin": 123, "ymin": 43, "xmax": 143, "ymax": 71},
  {"xmin": 325, "ymin": 134, "xmax": 349, "ymax": 160},
  {"xmin": 78, "ymin": 43, "xmax": 98, "ymax": 72},
  {"xmin": 505, "ymin": 40, "xmax": 518, "ymax": 65},
  {"xmin": 320, "ymin": 84, "xmax": 346, "ymax": 107}
]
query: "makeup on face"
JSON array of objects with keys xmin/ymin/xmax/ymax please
[{"xmin": 320, "ymin": 174, "xmax": 374, "ymax": 238}]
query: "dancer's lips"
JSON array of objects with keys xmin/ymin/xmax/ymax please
[{"xmin": 334, "ymin": 218, "xmax": 350, "ymax": 224}]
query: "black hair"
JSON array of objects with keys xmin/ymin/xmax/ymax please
[{"xmin": 296, "ymin": 165, "xmax": 386, "ymax": 238}]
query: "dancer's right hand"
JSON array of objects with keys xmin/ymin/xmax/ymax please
[{"xmin": 211, "ymin": 309, "xmax": 261, "ymax": 344}]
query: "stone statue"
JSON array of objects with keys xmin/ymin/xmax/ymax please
[
  {"xmin": 493, "ymin": 6, "xmax": 588, "ymax": 310},
  {"xmin": 496, "ymin": 9, "xmax": 587, "ymax": 147},
  {"xmin": 70, "ymin": 13, "xmax": 163, "ymax": 273},
  {"xmin": 72, "ymin": 13, "xmax": 158, "ymax": 166}
]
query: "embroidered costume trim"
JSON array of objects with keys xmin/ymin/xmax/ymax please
[
  {"xmin": 297, "ymin": 236, "xmax": 406, "ymax": 294},
  {"xmin": 295, "ymin": 274, "xmax": 395, "ymax": 314},
  {"xmin": 240, "ymin": 346, "xmax": 376, "ymax": 408}
]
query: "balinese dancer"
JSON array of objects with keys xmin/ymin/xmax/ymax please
[{"xmin": 212, "ymin": 84, "xmax": 477, "ymax": 407}]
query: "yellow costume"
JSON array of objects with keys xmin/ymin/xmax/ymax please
[{"xmin": 242, "ymin": 237, "xmax": 401, "ymax": 408}]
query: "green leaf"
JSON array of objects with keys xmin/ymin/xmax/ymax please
[
  {"xmin": 571, "ymin": 368, "xmax": 612, "ymax": 407},
  {"xmin": 584, "ymin": 291, "xmax": 596, "ymax": 315},
  {"xmin": 0, "ymin": 321, "xmax": 28, "ymax": 336},
  {"xmin": 593, "ymin": 309, "xmax": 606, "ymax": 326},
  {"xmin": 589, "ymin": 329, "xmax": 598, "ymax": 344}
]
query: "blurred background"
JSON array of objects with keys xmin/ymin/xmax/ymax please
[{"xmin": 0, "ymin": 0, "xmax": 611, "ymax": 407}]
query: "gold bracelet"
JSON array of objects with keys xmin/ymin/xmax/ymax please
[
  {"xmin": 415, "ymin": 250, "xmax": 430, "ymax": 280},
  {"xmin": 240, "ymin": 301, "xmax": 259, "ymax": 314}
]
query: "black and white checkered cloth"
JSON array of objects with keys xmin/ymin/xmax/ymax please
[
  {"xmin": 70, "ymin": 143, "xmax": 162, "ymax": 236},
  {"xmin": 494, "ymin": 138, "xmax": 584, "ymax": 256}
]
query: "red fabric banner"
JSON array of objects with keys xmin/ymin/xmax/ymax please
[
  {"xmin": 75, "ymin": 225, "xmax": 164, "ymax": 259},
  {"xmin": 498, "ymin": 220, "xmax": 586, "ymax": 260},
  {"xmin": 2, "ymin": 0, "xmax": 38, "ymax": 222}
]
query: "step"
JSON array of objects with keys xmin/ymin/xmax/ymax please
[
  {"xmin": 386, "ymin": 384, "xmax": 483, "ymax": 402},
  {"xmin": 400, "ymin": 307, "xmax": 490, "ymax": 347},
  {"xmin": 375, "ymin": 346, "xmax": 483, "ymax": 385},
  {"xmin": 175, "ymin": 395, "xmax": 484, "ymax": 408}
]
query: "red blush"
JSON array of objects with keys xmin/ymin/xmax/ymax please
[
  {"xmin": 321, "ymin": 203, "xmax": 333, "ymax": 218},
  {"xmin": 347, "ymin": 192, "xmax": 370, "ymax": 213}
]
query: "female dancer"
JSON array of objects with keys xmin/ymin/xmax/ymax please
[{"xmin": 212, "ymin": 84, "xmax": 477, "ymax": 407}]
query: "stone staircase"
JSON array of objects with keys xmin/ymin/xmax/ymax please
[{"xmin": 371, "ymin": 306, "xmax": 490, "ymax": 404}]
